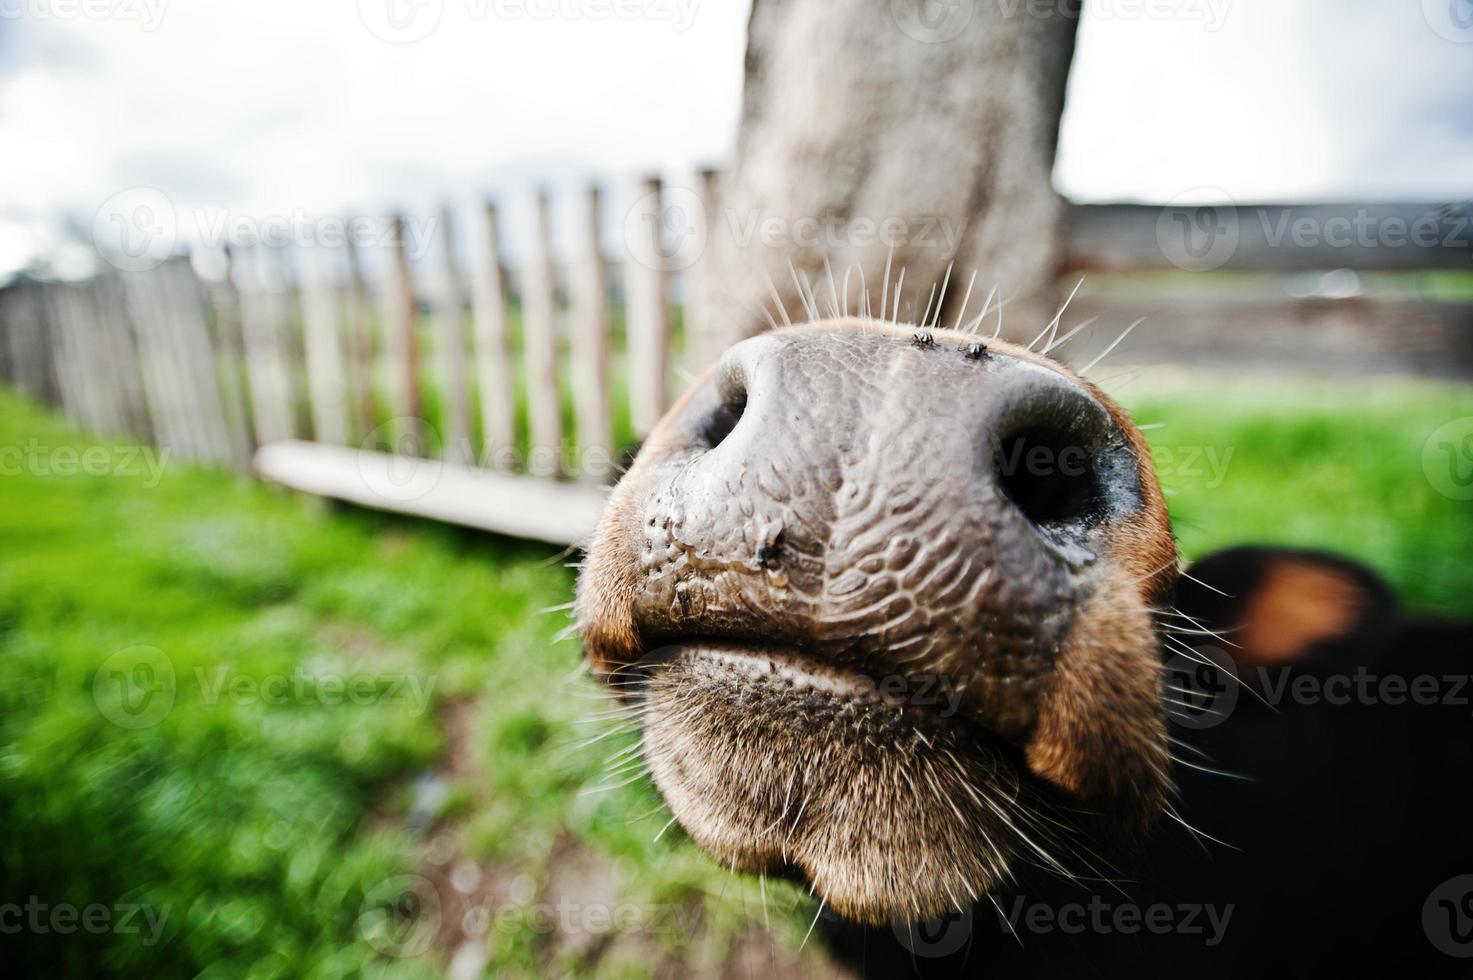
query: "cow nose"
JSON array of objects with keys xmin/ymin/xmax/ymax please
[{"xmin": 678, "ymin": 331, "xmax": 1139, "ymax": 545}]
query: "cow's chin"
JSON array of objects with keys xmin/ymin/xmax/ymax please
[{"xmin": 634, "ymin": 643, "xmax": 1035, "ymax": 926}]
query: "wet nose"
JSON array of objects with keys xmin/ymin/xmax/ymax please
[{"xmin": 678, "ymin": 330, "xmax": 1141, "ymax": 546}]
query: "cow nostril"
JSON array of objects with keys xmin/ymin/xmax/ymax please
[
  {"xmin": 995, "ymin": 426, "xmax": 1102, "ymax": 530},
  {"xmin": 699, "ymin": 384, "xmax": 747, "ymax": 449}
]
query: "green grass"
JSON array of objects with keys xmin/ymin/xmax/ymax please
[{"xmin": 2, "ymin": 369, "xmax": 1471, "ymax": 977}]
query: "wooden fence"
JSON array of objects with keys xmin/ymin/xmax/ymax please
[
  {"xmin": 2, "ymin": 195, "xmax": 1468, "ymax": 544},
  {"xmin": 0, "ymin": 177, "xmax": 734, "ymax": 541}
]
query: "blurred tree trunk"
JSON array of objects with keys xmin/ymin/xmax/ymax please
[{"xmin": 700, "ymin": 0, "xmax": 1080, "ymax": 355}]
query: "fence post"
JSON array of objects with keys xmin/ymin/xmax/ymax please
[
  {"xmin": 433, "ymin": 206, "xmax": 473, "ymax": 464},
  {"xmin": 470, "ymin": 201, "xmax": 517, "ymax": 471},
  {"xmin": 572, "ymin": 183, "xmax": 613, "ymax": 482},
  {"xmin": 42, "ymin": 283, "xmax": 93, "ymax": 428},
  {"xmin": 2, "ymin": 283, "xmax": 57, "ymax": 405},
  {"xmin": 522, "ymin": 189, "xmax": 563, "ymax": 477},
  {"xmin": 626, "ymin": 175, "xmax": 670, "ymax": 438},
  {"xmin": 125, "ymin": 265, "xmax": 208, "ymax": 460},
  {"xmin": 383, "ymin": 214, "xmax": 424, "ymax": 452},
  {"xmin": 342, "ymin": 223, "xmax": 378, "ymax": 443},
  {"xmin": 688, "ymin": 166, "xmax": 723, "ymax": 373},
  {"xmin": 203, "ymin": 247, "xmax": 257, "ymax": 461},
  {"xmin": 300, "ymin": 243, "xmax": 350, "ymax": 446},
  {"xmin": 159, "ymin": 258, "xmax": 241, "ymax": 467},
  {"xmin": 235, "ymin": 245, "xmax": 299, "ymax": 447},
  {"xmin": 92, "ymin": 273, "xmax": 155, "ymax": 442}
]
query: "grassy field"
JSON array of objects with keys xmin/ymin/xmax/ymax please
[{"xmin": 2, "ymin": 371, "xmax": 1470, "ymax": 977}]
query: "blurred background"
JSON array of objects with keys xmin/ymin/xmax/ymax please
[{"xmin": 1, "ymin": 1, "xmax": 1471, "ymax": 976}]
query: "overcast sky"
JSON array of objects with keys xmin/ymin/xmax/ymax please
[{"xmin": 0, "ymin": 0, "xmax": 1470, "ymax": 278}]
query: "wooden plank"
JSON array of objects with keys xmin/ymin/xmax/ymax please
[
  {"xmin": 1064, "ymin": 202, "xmax": 1473, "ymax": 273},
  {"xmin": 125, "ymin": 265, "xmax": 215, "ymax": 460},
  {"xmin": 522, "ymin": 190, "xmax": 563, "ymax": 477},
  {"xmin": 41, "ymin": 283, "xmax": 92, "ymax": 427},
  {"xmin": 254, "ymin": 440, "xmax": 608, "ymax": 546},
  {"xmin": 383, "ymin": 214, "xmax": 424, "ymax": 452},
  {"xmin": 0, "ymin": 290, "xmax": 12, "ymax": 384},
  {"xmin": 91, "ymin": 274, "xmax": 155, "ymax": 442},
  {"xmin": 342, "ymin": 225, "xmax": 378, "ymax": 442},
  {"xmin": 469, "ymin": 201, "xmax": 517, "ymax": 470},
  {"xmin": 685, "ymin": 166, "xmax": 723, "ymax": 374},
  {"xmin": 299, "ymin": 244, "xmax": 350, "ymax": 445},
  {"xmin": 235, "ymin": 246, "xmax": 299, "ymax": 446},
  {"xmin": 625, "ymin": 175, "xmax": 670, "ymax": 437},
  {"xmin": 157, "ymin": 258, "xmax": 238, "ymax": 466},
  {"xmin": 433, "ymin": 206, "xmax": 473, "ymax": 464},
  {"xmin": 64, "ymin": 280, "xmax": 125, "ymax": 436},
  {"xmin": 202, "ymin": 249, "xmax": 257, "ymax": 461},
  {"xmin": 571, "ymin": 183, "xmax": 613, "ymax": 482},
  {"xmin": 2, "ymin": 283, "xmax": 58, "ymax": 405}
]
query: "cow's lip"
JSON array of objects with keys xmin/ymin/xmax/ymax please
[
  {"xmin": 626, "ymin": 639, "xmax": 977, "ymax": 730},
  {"xmin": 629, "ymin": 637, "xmax": 1029, "ymax": 924}
]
